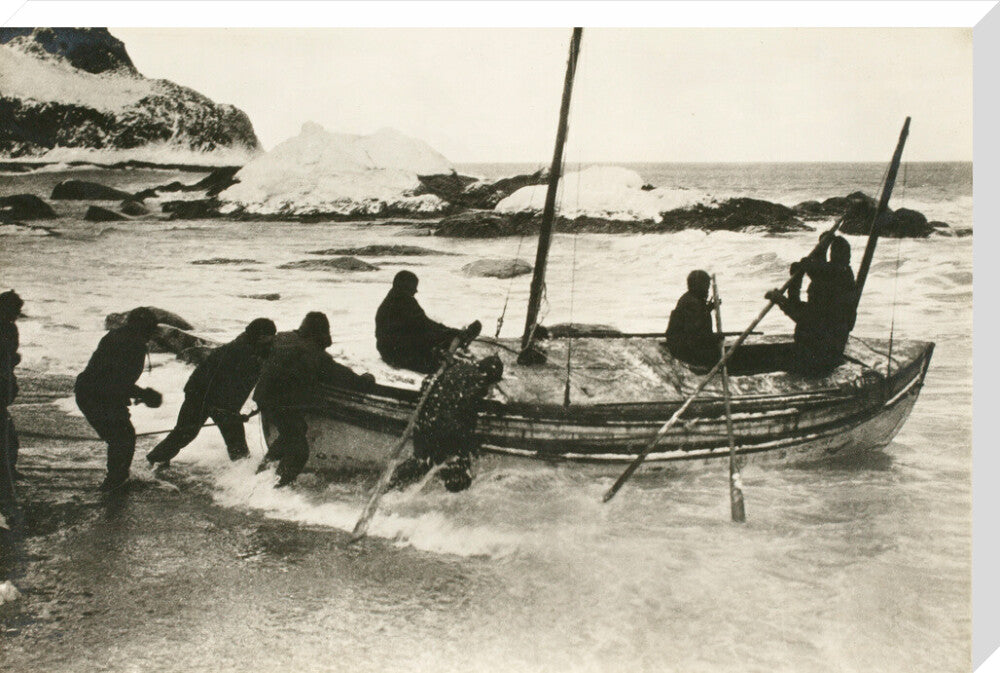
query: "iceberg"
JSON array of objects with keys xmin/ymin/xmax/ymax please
[
  {"xmin": 495, "ymin": 165, "xmax": 710, "ymax": 222},
  {"xmin": 219, "ymin": 123, "xmax": 454, "ymax": 217}
]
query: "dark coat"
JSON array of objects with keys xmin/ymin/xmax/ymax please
[
  {"xmin": 413, "ymin": 359, "xmax": 495, "ymax": 464},
  {"xmin": 375, "ymin": 287, "xmax": 458, "ymax": 370},
  {"xmin": 665, "ymin": 291, "xmax": 717, "ymax": 367},
  {"xmin": 778, "ymin": 258, "xmax": 857, "ymax": 374},
  {"xmin": 184, "ymin": 332, "xmax": 264, "ymax": 411},
  {"xmin": 0, "ymin": 319, "xmax": 19, "ymax": 406},
  {"xmin": 253, "ymin": 330, "xmax": 368, "ymax": 410},
  {"xmin": 75, "ymin": 325, "xmax": 148, "ymax": 405}
]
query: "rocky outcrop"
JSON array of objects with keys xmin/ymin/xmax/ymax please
[
  {"xmin": 84, "ymin": 205, "xmax": 124, "ymax": 222},
  {"xmin": 0, "ymin": 27, "xmax": 136, "ymax": 75},
  {"xmin": 416, "ymin": 170, "xmax": 549, "ymax": 210},
  {"xmin": 161, "ymin": 199, "xmax": 220, "ymax": 220},
  {"xmin": 0, "ymin": 194, "xmax": 56, "ymax": 220},
  {"xmin": 461, "ymin": 258, "xmax": 533, "ymax": 279},
  {"xmin": 277, "ymin": 257, "xmax": 379, "ymax": 272},
  {"xmin": 105, "ymin": 306, "xmax": 193, "ymax": 331},
  {"xmin": 797, "ymin": 191, "xmax": 947, "ymax": 239},
  {"xmin": 51, "ymin": 180, "xmax": 130, "ymax": 200},
  {"xmin": 659, "ymin": 198, "xmax": 807, "ymax": 234},
  {"xmin": 435, "ymin": 198, "xmax": 807, "ymax": 238},
  {"xmin": 0, "ymin": 28, "xmax": 261, "ymax": 159}
]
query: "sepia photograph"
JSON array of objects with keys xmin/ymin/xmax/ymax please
[{"xmin": 0, "ymin": 4, "xmax": 982, "ymax": 672}]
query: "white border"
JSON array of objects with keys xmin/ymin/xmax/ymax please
[{"xmin": 0, "ymin": 1, "xmax": 996, "ymax": 28}]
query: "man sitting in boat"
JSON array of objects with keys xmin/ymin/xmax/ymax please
[
  {"xmin": 375, "ymin": 271, "xmax": 467, "ymax": 374},
  {"xmin": 665, "ymin": 270, "xmax": 720, "ymax": 369},
  {"xmin": 389, "ymin": 354, "xmax": 504, "ymax": 493},
  {"xmin": 765, "ymin": 234, "xmax": 858, "ymax": 376},
  {"xmin": 146, "ymin": 317, "xmax": 277, "ymax": 469},
  {"xmin": 254, "ymin": 312, "xmax": 376, "ymax": 487}
]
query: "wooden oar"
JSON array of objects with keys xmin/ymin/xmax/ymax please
[
  {"xmin": 602, "ymin": 217, "xmax": 846, "ymax": 503},
  {"xmin": 350, "ymin": 323, "xmax": 481, "ymax": 543},
  {"xmin": 711, "ymin": 275, "xmax": 746, "ymax": 523}
]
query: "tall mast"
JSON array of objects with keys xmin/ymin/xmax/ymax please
[
  {"xmin": 519, "ymin": 27, "xmax": 583, "ymax": 362},
  {"xmin": 853, "ymin": 116, "xmax": 910, "ymax": 308}
]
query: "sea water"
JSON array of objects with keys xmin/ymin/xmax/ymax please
[{"xmin": 0, "ymin": 162, "xmax": 972, "ymax": 672}]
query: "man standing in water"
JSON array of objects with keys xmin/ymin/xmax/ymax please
[
  {"xmin": 375, "ymin": 270, "xmax": 470, "ymax": 374},
  {"xmin": 254, "ymin": 312, "xmax": 375, "ymax": 487},
  {"xmin": 390, "ymin": 354, "xmax": 503, "ymax": 493},
  {"xmin": 146, "ymin": 318, "xmax": 276, "ymax": 469},
  {"xmin": 75, "ymin": 307, "xmax": 163, "ymax": 491},
  {"xmin": 0, "ymin": 290, "xmax": 24, "ymax": 521},
  {"xmin": 766, "ymin": 234, "xmax": 858, "ymax": 376},
  {"xmin": 665, "ymin": 270, "xmax": 720, "ymax": 369}
]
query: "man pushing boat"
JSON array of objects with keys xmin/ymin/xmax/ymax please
[
  {"xmin": 389, "ymin": 352, "xmax": 503, "ymax": 493},
  {"xmin": 255, "ymin": 312, "xmax": 376, "ymax": 487}
]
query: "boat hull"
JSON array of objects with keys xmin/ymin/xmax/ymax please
[{"xmin": 279, "ymin": 335, "xmax": 934, "ymax": 474}]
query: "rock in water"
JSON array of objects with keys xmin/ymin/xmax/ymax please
[
  {"xmin": 52, "ymin": 180, "xmax": 131, "ymax": 200},
  {"xmin": 150, "ymin": 325, "xmax": 217, "ymax": 358},
  {"xmin": 119, "ymin": 199, "xmax": 148, "ymax": 216},
  {"xmin": 241, "ymin": 293, "xmax": 281, "ymax": 301},
  {"xmin": 659, "ymin": 198, "xmax": 807, "ymax": 233},
  {"xmin": 105, "ymin": 307, "xmax": 193, "ymax": 331},
  {"xmin": 461, "ymin": 258, "xmax": 533, "ymax": 279},
  {"xmin": 308, "ymin": 244, "xmax": 452, "ymax": 257},
  {"xmin": 190, "ymin": 258, "xmax": 259, "ymax": 265},
  {"xmin": 84, "ymin": 205, "xmax": 124, "ymax": 222},
  {"xmin": 0, "ymin": 193, "xmax": 56, "ymax": 220},
  {"xmin": 278, "ymin": 257, "xmax": 379, "ymax": 272},
  {"xmin": 161, "ymin": 199, "xmax": 220, "ymax": 220},
  {"xmin": 436, "ymin": 210, "xmax": 537, "ymax": 238},
  {"xmin": 888, "ymin": 208, "xmax": 935, "ymax": 238}
]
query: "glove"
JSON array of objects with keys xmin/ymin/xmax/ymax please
[
  {"xmin": 463, "ymin": 320, "xmax": 483, "ymax": 342},
  {"xmin": 140, "ymin": 387, "xmax": 163, "ymax": 408},
  {"xmin": 765, "ymin": 289, "xmax": 784, "ymax": 304}
]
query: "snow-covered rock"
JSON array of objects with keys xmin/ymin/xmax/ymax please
[
  {"xmin": 219, "ymin": 122, "xmax": 453, "ymax": 217},
  {"xmin": 495, "ymin": 165, "xmax": 709, "ymax": 222},
  {"xmin": 0, "ymin": 28, "xmax": 260, "ymax": 163}
]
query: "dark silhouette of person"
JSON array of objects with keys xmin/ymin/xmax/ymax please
[
  {"xmin": 0, "ymin": 290, "xmax": 24, "ymax": 520},
  {"xmin": 390, "ymin": 354, "xmax": 503, "ymax": 493},
  {"xmin": 766, "ymin": 234, "xmax": 858, "ymax": 376},
  {"xmin": 375, "ymin": 270, "xmax": 463, "ymax": 374},
  {"xmin": 75, "ymin": 307, "xmax": 163, "ymax": 491},
  {"xmin": 666, "ymin": 270, "xmax": 720, "ymax": 368},
  {"xmin": 146, "ymin": 318, "xmax": 277, "ymax": 469},
  {"xmin": 254, "ymin": 312, "xmax": 375, "ymax": 487}
]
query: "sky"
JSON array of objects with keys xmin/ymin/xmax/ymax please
[{"xmin": 111, "ymin": 27, "xmax": 973, "ymax": 163}]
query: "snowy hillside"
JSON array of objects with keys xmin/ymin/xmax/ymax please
[
  {"xmin": 495, "ymin": 166, "xmax": 710, "ymax": 222},
  {"xmin": 0, "ymin": 28, "xmax": 261, "ymax": 163},
  {"xmin": 219, "ymin": 122, "xmax": 453, "ymax": 216}
]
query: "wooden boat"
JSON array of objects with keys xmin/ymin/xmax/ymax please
[
  {"xmin": 298, "ymin": 333, "xmax": 932, "ymax": 473},
  {"xmin": 279, "ymin": 28, "xmax": 934, "ymax": 477}
]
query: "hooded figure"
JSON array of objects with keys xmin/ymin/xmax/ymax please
[
  {"xmin": 0, "ymin": 290, "xmax": 23, "ymax": 517},
  {"xmin": 390, "ymin": 354, "xmax": 504, "ymax": 493},
  {"xmin": 766, "ymin": 235, "xmax": 858, "ymax": 376},
  {"xmin": 75, "ymin": 307, "xmax": 163, "ymax": 491},
  {"xmin": 665, "ymin": 270, "xmax": 720, "ymax": 368},
  {"xmin": 146, "ymin": 318, "xmax": 277, "ymax": 468},
  {"xmin": 375, "ymin": 270, "xmax": 462, "ymax": 374},
  {"xmin": 254, "ymin": 312, "xmax": 375, "ymax": 487}
]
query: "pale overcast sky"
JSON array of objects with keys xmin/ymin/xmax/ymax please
[{"xmin": 112, "ymin": 27, "xmax": 972, "ymax": 163}]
